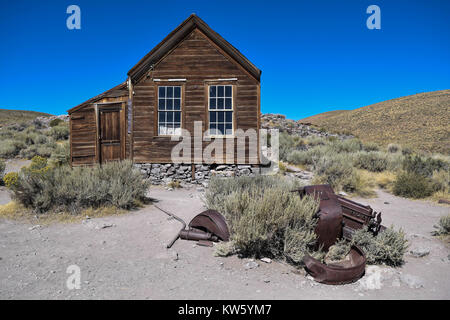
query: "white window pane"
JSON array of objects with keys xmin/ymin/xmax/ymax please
[{"xmin": 159, "ymin": 125, "xmax": 167, "ymax": 135}]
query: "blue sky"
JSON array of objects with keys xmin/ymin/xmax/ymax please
[{"xmin": 1, "ymin": 0, "xmax": 449, "ymax": 119}]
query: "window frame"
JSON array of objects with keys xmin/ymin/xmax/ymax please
[
  {"xmin": 207, "ymin": 83, "xmax": 235, "ymax": 137},
  {"xmin": 155, "ymin": 84, "xmax": 184, "ymax": 137}
]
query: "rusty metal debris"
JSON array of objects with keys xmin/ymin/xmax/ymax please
[
  {"xmin": 293, "ymin": 184, "xmax": 385, "ymax": 285},
  {"xmin": 155, "ymin": 205, "xmax": 229, "ymax": 248},
  {"xmin": 303, "ymin": 245, "xmax": 366, "ymax": 285},
  {"xmin": 337, "ymin": 195, "xmax": 384, "ymax": 239},
  {"xmin": 293, "ymin": 185, "xmax": 343, "ymax": 251}
]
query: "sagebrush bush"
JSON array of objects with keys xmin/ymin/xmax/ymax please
[
  {"xmin": 353, "ymin": 151, "xmax": 388, "ymax": 172},
  {"xmin": 351, "ymin": 226, "xmax": 408, "ymax": 266},
  {"xmin": 312, "ymin": 154, "xmax": 355, "ymax": 190},
  {"xmin": 434, "ymin": 214, "xmax": 450, "ymax": 236},
  {"xmin": 393, "ymin": 171, "xmax": 434, "ymax": 199},
  {"xmin": 49, "ymin": 118, "xmax": 64, "ymax": 127},
  {"xmin": 431, "ymin": 170, "xmax": 449, "ymax": 193},
  {"xmin": 204, "ymin": 176, "xmax": 320, "ymax": 262},
  {"xmin": 325, "ymin": 238, "xmax": 351, "ymax": 262},
  {"xmin": 10, "ymin": 160, "xmax": 149, "ymax": 213},
  {"xmin": 49, "ymin": 142, "xmax": 70, "ymax": 166},
  {"xmin": 387, "ymin": 143, "xmax": 401, "ymax": 153},
  {"xmin": 48, "ymin": 124, "xmax": 69, "ymax": 141},
  {"xmin": 402, "ymin": 154, "xmax": 449, "ymax": 178},
  {"xmin": 279, "ymin": 133, "xmax": 305, "ymax": 161},
  {"xmin": 362, "ymin": 141, "xmax": 380, "ymax": 152},
  {"xmin": 0, "ymin": 140, "xmax": 20, "ymax": 158}
]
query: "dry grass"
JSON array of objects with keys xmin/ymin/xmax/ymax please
[
  {"xmin": 300, "ymin": 90, "xmax": 450, "ymax": 154},
  {"xmin": 364, "ymin": 170, "xmax": 397, "ymax": 191},
  {"xmin": 0, "ymin": 201, "xmax": 126, "ymax": 225}
]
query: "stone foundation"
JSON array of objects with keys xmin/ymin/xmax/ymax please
[{"xmin": 134, "ymin": 163, "xmax": 261, "ymax": 186}]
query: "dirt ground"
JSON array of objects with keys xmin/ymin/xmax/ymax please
[{"xmin": 0, "ymin": 184, "xmax": 449, "ymax": 300}]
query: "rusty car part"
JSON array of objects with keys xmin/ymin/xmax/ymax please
[
  {"xmin": 155, "ymin": 205, "xmax": 229, "ymax": 248},
  {"xmin": 187, "ymin": 209, "xmax": 230, "ymax": 242},
  {"xmin": 337, "ymin": 195, "xmax": 384, "ymax": 239},
  {"xmin": 293, "ymin": 185, "xmax": 343, "ymax": 251},
  {"xmin": 303, "ymin": 245, "xmax": 366, "ymax": 285}
]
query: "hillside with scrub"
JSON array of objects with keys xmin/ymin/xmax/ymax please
[
  {"xmin": 299, "ymin": 90, "xmax": 450, "ymax": 155},
  {"xmin": 0, "ymin": 109, "xmax": 52, "ymax": 128}
]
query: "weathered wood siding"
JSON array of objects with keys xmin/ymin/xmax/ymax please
[
  {"xmin": 70, "ymin": 96, "xmax": 129, "ymax": 166},
  {"xmin": 70, "ymin": 105, "xmax": 97, "ymax": 165},
  {"xmin": 132, "ymin": 28, "xmax": 260, "ymax": 164}
]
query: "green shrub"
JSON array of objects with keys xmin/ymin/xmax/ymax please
[
  {"xmin": 48, "ymin": 124, "xmax": 69, "ymax": 141},
  {"xmin": 279, "ymin": 133, "xmax": 305, "ymax": 161},
  {"xmin": 328, "ymin": 138, "xmax": 362, "ymax": 154},
  {"xmin": 353, "ymin": 151, "xmax": 388, "ymax": 172},
  {"xmin": 402, "ymin": 154, "xmax": 449, "ymax": 178},
  {"xmin": 3, "ymin": 172, "xmax": 19, "ymax": 189},
  {"xmin": 325, "ymin": 238, "xmax": 351, "ymax": 262},
  {"xmin": 431, "ymin": 170, "xmax": 449, "ymax": 193},
  {"xmin": 313, "ymin": 154, "xmax": 355, "ymax": 190},
  {"xmin": 433, "ymin": 214, "xmax": 450, "ymax": 236},
  {"xmin": 351, "ymin": 226, "xmax": 408, "ymax": 266},
  {"xmin": 362, "ymin": 141, "xmax": 380, "ymax": 152},
  {"xmin": 11, "ymin": 160, "xmax": 149, "ymax": 213},
  {"xmin": 387, "ymin": 143, "xmax": 401, "ymax": 153},
  {"xmin": 393, "ymin": 171, "xmax": 434, "ymax": 199},
  {"xmin": 0, "ymin": 140, "xmax": 20, "ymax": 158},
  {"xmin": 287, "ymin": 145, "xmax": 327, "ymax": 166},
  {"xmin": 49, "ymin": 118, "xmax": 64, "ymax": 127},
  {"xmin": 204, "ymin": 176, "xmax": 320, "ymax": 262},
  {"xmin": 49, "ymin": 142, "xmax": 70, "ymax": 166}
]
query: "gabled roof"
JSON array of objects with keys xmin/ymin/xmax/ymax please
[
  {"xmin": 127, "ymin": 14, "xmax": 261, "ymax": 82},
  {"xmin": 67, "ymin": 81, "xmax": 128, "ymax": 114}
]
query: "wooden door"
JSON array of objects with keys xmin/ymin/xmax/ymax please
[{"xmin": 99, "ymin": 105, "xmax": 122, "ymax": 163}]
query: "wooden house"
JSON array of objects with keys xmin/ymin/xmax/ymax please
[{"xmin": 68, "ymin": 14, "xmax": 261, "ymax": 169}]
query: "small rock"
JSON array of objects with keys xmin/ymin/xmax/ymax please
[
  {"xmin": 171, "ymin": 251, "xmax": 179, "ymax": 261},
  {"xmin": 384, "ymin": 201, "xmax": 389, "ymax": 204},
  {"xmin": 263, "ymin": 279, "xmax": 270, "ymax": 283},
  {"xmin": 95, "ymin": 223, "xmax": 115, "ymax": 230},
  {"xmin": 400, "ymin": 274, "xmax": 424, "ymax": 289},
  {"xmin": 28, "ymin": 225, "xmax": 41, "ymax": 231},
  {"xmin": 260, "ymin": 257, "xmax": 272, "ymax": 264},
  {"xmin": 358, "ymin": 266, "xmax": 383, "ymax": 290},
  {"xmin": 409, "ymin": 247, "xmax": 430, "ymax": 258},
  {"xmin": 167, "ymin": 187, "xmax": 174, "ymax": 191},
  {"xmin": 244, "ymin": 261, "xmax": 259, "ymax": 270}
]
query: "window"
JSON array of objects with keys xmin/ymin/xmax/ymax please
[
  {"xmin": 209, "ymin": 85, "xmax": 233, "ymax": 135},
  {"xmin": 158, "ymin": 86, "xmax": 181, "ymax": 135}
]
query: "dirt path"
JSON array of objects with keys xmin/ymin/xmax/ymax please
[{"xmin": 0, "ymin": 187, "xmax": 449, "ymax": 299}]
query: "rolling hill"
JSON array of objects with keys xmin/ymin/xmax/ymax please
[
  {"xmin": 0, "ymin": 109, "xmax": 52, "ymax": 127},
  {"xmin": 300, "ymin": 90, "xmax": 450, "ymax": 154}
]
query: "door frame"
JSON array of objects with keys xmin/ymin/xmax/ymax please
[{"xmin": 95, "ymin": 101, "xmax": 126, "ymax": 163}]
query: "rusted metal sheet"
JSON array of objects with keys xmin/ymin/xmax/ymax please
[
  {"xmin": 293, "ymin": 185, "xmax": 343, "ymax": 251},
  {"xmin": 188, "ymin": 209, "xmax": 230, "ymax": 241},
  {"xmin": 303, "ymin": 245, "xmax": 366, "ymax": 285},
  {"xmin": 157, "ymin": 205, "xmax": 230, "ymax": 247},
  {"xmin": 337, "ymin": 195, "xmax": 384, "ymax": 239}
]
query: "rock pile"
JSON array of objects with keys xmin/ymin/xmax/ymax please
[{"xmin": 134, "ymin": 163, "xmax": 260, "ymax": 186}]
